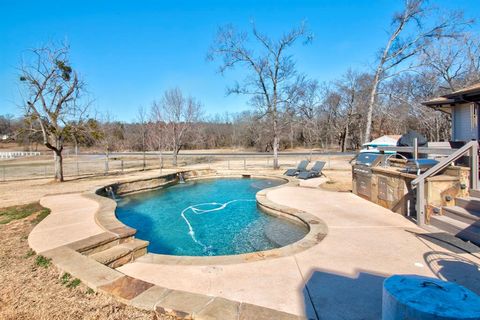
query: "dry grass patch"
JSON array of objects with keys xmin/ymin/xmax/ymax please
[
  {"xmin": 0, "ymin": 204, "xmax": 176, "ymax": 320},
  {"xmin": 0, "ymin": 202, "xmax": 50, "ymax": 225},
  {"xmin": 321, "ymin": 170, "xmax": 352, "ymax": 192}
]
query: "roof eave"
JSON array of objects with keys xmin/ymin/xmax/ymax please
[
  {"xmin": 444, "ymin": 88, "xmax": 480, "ymax": 99},
  {"xmin": 420, "ymin": 101, "xmax": 453, "ymax": 114}
]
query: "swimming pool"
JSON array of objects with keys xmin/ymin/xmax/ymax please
[{"xmin": 115, "ymin": 177, "xmax": 308, "ymax": 256}]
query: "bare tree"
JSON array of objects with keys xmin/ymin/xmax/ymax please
[
  {"xmin": 95, "ymin": 112, "xmax": 121, "ymax": 173},
  {"xmin": 0, "ymin": 115, "xmax": 15, "ymax": 138},
  {"xmin": 136, "ymin": 106, "xmax": 148, "ymax": 170},
  {"xmin": 151, "ymin": 88, "xmax": 202, "ymax": 166},
  {"xmin": 208, "ymin": 23, "xmax": 311, "ymax": 169},
  {"xmin": 149, "ymin": 106, "xmax": 167, "ymax": 170},
  {"xmin": 18, "ymin": 44, "xmax": 88, "ymax": 181},
  {"xmin": 335, "ymin": 70, "xmax": 367, "ymax": 151},
  {"xmin": 294, "ymin": 79, "xmax": 323, "ymax": 147},
  {"xmin": 420, "ymin": 35, "xmax": 480, "ymax": 92},
  {"xmin": 363, "ymin": 0, "xmax": 469, "ymax": 143}
]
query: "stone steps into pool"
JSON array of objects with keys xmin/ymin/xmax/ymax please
[
  {"xmin": 89, "ymin": 239, "xmax": 149, "ymax": 268},
  {"xmin": 264, "ymin": 223, "xmax": 304, "ymax": 247},
  {"xmin": 66, "ymin": 227, "xmax": 137, "ymax": 256},
  {"xmin": 232, "ymin": 220, "xmax": 277, "ymax": 253}
]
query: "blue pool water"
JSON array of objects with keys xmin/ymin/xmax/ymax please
[{"xmin": 115, "ymin": 178, "xmax": 308, "ymax": 256}]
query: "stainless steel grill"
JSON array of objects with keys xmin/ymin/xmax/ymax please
[
  {"xmin": 402, "ymin": 159, "xmax": 439, "ymax": 175},
  {"xmin": 352, "ymin": 153, "xmax": 384, "ymax": 199}
]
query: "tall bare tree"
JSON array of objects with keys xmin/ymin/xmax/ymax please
[
  {"xmin": 335, "ymin": 70, "xmax": 366, "ymax": 151},
  {"xmin": 136, "ymin": 106, "xmax": 148, "ymax": 170},
  {"xmin": 148, "ymin": 106, "xmax": 167, "ymax": 170},
  {"xmin": 293, "ymin": 79, "xmax": 323, "ymax": 147},
  {"xmin": 94, "ymin": 112, "xmax": 122, "ymax": 173},
  {"xmin": 364, "ymin": 0, "xmax": 469, "ymax": 143},
  {"xmin": 421, "ymin": 35, "xmax": 480, "ymax": 92},
  {"xmin": 18, "ymin": 44, "xmax": 88, "ymax": 181},
  {"xmin": 208, "ymin": 23, "xmax": 311, "ymax": 169},
  {"xmin": 151, "ymin": 88, "xmax": 201, "ymax": 166}
]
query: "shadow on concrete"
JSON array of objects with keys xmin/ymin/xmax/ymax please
[
  {"xmin": 423, "ymin": 251, "xmax": 480, "ymax": 295},
  {"xmin": 303, "ymin": 252, "xmax": 480, "ymax": 319},
  {"xmin": 303, "ymin": 268, "xmax": 386, "ymax": 320},
  {"xmin": 416, "ymin": 231, "xmax": 480, "ymax": 254},
  {"xmin": 457, "ymin": 220, "xmax": 480, "ymax": 247}
]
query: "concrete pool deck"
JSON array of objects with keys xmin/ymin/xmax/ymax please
[
  {"xmin": 29, "ymin": 193, "xmax": 105, "ymax": 253},
  {"xmin": 118, "ymin": 186, "xmax": 480, "ymax": 319},
  {"xmin": 29, "ymin": 178, "xmax": 480, "ymax": 319}
]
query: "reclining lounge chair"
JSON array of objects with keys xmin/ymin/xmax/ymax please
[
  {"xmin": 297, "ymin": 161, "xmax": 326, "ymax": 180},
  {"xmin": 284, "ymin": 160, "xmax": 309, "ymax": 176}
]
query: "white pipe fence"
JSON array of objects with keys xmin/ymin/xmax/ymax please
[
  {"xmin": 0, "ymin": 151, "xmax": 41, "ymax": 159},
  {"xmin": 0, "ymin": 153, "xmax": 352, "ymax": 182}
]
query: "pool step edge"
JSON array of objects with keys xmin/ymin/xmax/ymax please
[{"xmin": 89, "ymin": 238, "xmax": 149, "ymax": 268}]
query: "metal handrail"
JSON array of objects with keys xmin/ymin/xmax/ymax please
[
  {"xmin": 411, "ymin": 140, "xmax": 478, "ymax": 227},
  {"xmin": 412, "ymin": 140, "xmax": 478, "ymax": 187},
  {"xmin": 378, "ymin": 146, "xmax": 455, "ymax": 155}
]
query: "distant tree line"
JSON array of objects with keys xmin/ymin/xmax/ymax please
[{"xmin": 3, "ymin": 0, "xmax": 480, "ymax": 180}]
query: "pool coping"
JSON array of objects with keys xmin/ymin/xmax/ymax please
[
  {"xmin": 39, "ymin": 244, "xmax": 307, "ymax": 319},
  {"xmin": 92, "ymin": 170, "xmax": 328, "ymax": 265},
  {"xmin": 32, "ymin": 169, "xmax": 327, "ymax": 319}
]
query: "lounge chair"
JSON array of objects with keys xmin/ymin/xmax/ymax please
[
  {"xmin": 297, "ymin": 161, "xmax": 326, "ymax": 180},
  {"xmin": 284, "ymin": 160, "xmax": 309, "ymax": 176}
]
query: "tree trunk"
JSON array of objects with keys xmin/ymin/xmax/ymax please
[
  {"xmin": 54, "ymin": 150, "xmax": 64, "ymax": 182},
  {"xmin": 50, "ymin": 136, "xmax": 64, "ymax": 182},
  {"xmin": 289, "ymin": 122, "xmax": 294, "ymax": 150},
  {"xmin": 342, "ymin": 122, "xmax": 349, "ymax": 152},
  {"xmin": 173, "ymin": 147, "xmax": 179, "ymax": 167},
  {"xmin": 74, "ymin": 138, "xmax": 79, "ymax": 176},
  {"xmin": 105, "ymin": 149, "xmax": 109, "ymax": 174},
  {"xmin": 143, "ymin": 151, "xmax": 146, "ymax": 170},
  {"xmin": 273, "ymin": 134, "xmax": 279, "ymax": 169},
  {"xmin": 272, "ymin": 115, "xmax": 280, "ymax": 170},
  {"xmin": 74, "ymin": 138, "xmax": 78, "ymax": 157},
  {"xmin": 364, "ymin": 69, "xmax": 381, "ymax": 144},
  {"xmin": 159, "ymin": 150, "xmax": 163, "ymax": 170}
]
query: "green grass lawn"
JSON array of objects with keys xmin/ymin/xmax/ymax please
[{"xmin": 0, "ymin": 203, "xmax": 50, "ymax": 225}]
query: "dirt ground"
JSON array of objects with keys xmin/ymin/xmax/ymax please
[
  {"xmin": 320, "ymin": 169, "xmax": 352, "ymax": 192},
  {"xmin": 0, "ymin": 169, "xmax": 177, "ymax": 208},
  {"xmin": 0, "ymin": 208, "xmax": 174, "ymax": 320}
]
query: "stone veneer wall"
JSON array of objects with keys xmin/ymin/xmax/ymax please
[
  {"xmin": 98, "ymin": 169, "xmax": 217, "ymax": 197},
  {"xmin": 424, "ymin": 166, "xmax": 470, "ymax": 222},
  {"xmin": 354, "ymin": 165, "xmax": 470, "ymax": 219},
  {"xmin": 369, "ymin": 167, "xmax": 416, "ymax": 216}
]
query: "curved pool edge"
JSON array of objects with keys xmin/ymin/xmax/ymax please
[{"xmin": 91, "ymin": 169, "xmax": 328, "ymax": 265}]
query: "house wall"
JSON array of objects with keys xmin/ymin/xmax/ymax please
[{"xmin": 452, "ymin": 103, "xmax": 478, "ymax": 141}]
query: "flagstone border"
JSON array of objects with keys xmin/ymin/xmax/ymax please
[
  {"xmin": 93, "ymin": 171, "xmax": 328, "ymax": 265},
  {"xmin": 32, "ymin": 169, "xmax": 327, "ymax": 319}
]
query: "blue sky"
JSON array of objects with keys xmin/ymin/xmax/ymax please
[{"xmin": 1, "ymin": 0, "xmax": 479, "ymax": 121}]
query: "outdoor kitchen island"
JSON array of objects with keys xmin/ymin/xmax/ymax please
[{"xmin": 352, "ymin": 154, "xmax": 470, "ymax": 222}]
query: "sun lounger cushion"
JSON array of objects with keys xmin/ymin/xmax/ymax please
[
  {"xmin": 297, "ymin": 161, "xmax": 326, "ymax": 180},
  {"xmin": 284, "ymin": 160, "xmax": 309, "ymax": 176}
]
